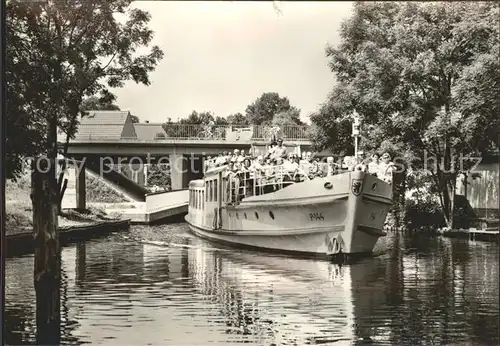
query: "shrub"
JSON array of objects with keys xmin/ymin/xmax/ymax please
[
  {"xmin": 86, "ymin": 175, "xmax": 128, "ymax": 203},
  {"xmin": 147, "ymin": 164, "xmax": 171, "ymax": 191},
  {"xmin": 403, "ymin": 196, "xmax": 446, "ymax": 230}
]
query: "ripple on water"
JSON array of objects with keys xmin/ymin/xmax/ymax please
[{"xmin": 4, "ymin": 225, "xmax": 500, "ymax": 345}]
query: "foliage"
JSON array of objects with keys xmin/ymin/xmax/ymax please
[
  {"xmin": 177, "ymin": 111, "xmax": 219, "ymax": 125},
  {"xmin": 313, "ymin": 2, "xmax": 500, "ymax": 227},
  {"xmin": 245, "ymin": 92, "xmax": 301, "ymax": 125},
  {"xmin": 6, "ymin": 0, "xmax": 164, "ymax": 180},
  {"xmin": 80, "ymin": 95, "xmax": 139, "ymax": 122},
  {"xmin": 147, "ymin": 164, "xmax": 171, "ymax": 191},
  {"xmin": 227, "ymin": 112, "xmax": 249, "ymax": 125},
  {"xmin": 403, "ymin": 197, "xmax": 446, "ymax": 230},
  {"xmin": 309, "ymin": 96, "xmax": 354, "ymax": 155},
  {"xmin": 162, "ymin": 111, "xmax": 228, "ymax": 137},
  {"xmin": 272, "ymin": 108, "xmax": 302, "ymax": 127},
  {"xmin": 81, "ymin": 96, "xmax": 120, "ymax": 111}
]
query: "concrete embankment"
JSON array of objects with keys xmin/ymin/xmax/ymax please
[{"xmin": 5, "ymin": 219, "xmax": 131, "ymax": 257}]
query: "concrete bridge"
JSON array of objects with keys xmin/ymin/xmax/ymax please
[
  {"xmin": 62, "ymin": 111, "xmax": 314, "ymax": 187},
  {"xmin": 59, "ymin": 110, "xmax": 314, "ymax": 222}
]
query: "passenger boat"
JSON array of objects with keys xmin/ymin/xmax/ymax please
[{"xmin": 185, "ymin": 162, "xmax": 393, "ymax": 258}]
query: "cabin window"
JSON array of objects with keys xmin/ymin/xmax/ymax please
[
  {"xmin": 269, "ymin": 211, "xmax": 275, "ymax": 220},
  {"xmin": 214, "ymin": 179, "xmax": 218, "ymax": 201},
  {"xmin": 244, "ymin": 213, "xmax": 247, "ymax": 219},
  {"xmin": 201, "ymin": 191, "xmax": 204, "ymax": 209},
  {"xmin": 205, "ymin": 182, "xmax": 209, "ymax": 201},
  {"xmin": 255, "ymin": 212, "xmax": 259, "ymax": 219},
  {"xmin": 195, "ymin": 190, "xmax": 198, "ymax": 209},
  {"xmin": 209, "ymin": 180, "xmax": 213, "ymax": 202}
]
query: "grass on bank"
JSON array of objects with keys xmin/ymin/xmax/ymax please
[{"xmin": 5, "ymin": 172, "xmax": 126, "ymax": 235}]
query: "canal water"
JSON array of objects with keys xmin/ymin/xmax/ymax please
[{"xmin": 4, "ymin": 223, "xmax": 499, "ymax": 345}]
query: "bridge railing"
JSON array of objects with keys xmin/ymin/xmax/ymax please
[{"xmin": 71, "ymin": 123, "xmax": 311, "ymax": 142}]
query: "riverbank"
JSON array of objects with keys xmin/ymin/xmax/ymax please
[
  {"xmin": 5, "ymin": 176, "xmax": 131, "ymax": 257},
  {"xmin": 6, "ymin": 178, "xmax": 124, "ymax": 232}
]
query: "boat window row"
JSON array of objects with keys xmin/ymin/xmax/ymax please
[
  {"xmin": 190, "ymin": 189, "xmax": 204, "ymax": 210},
  {"xmin": 227, "ymin": 210, "xmax": 276, "ymax": 221},
  {"xmin": 205, "ymin": 179, "xmax": 218, "ymax": 202}
]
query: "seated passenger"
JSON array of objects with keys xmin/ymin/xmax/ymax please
[
  {"xmin": 215, "ymin": 153, "xmax": 225, "ymax": 167},
  {"xmin": 326, "ymin": 156, "xmax": 338, "ymax": 176},
  {"xmin": 265, "ymin": 141, "xmax": 277, "ymax": 160},
  {"xmin": 343, "ymin": 156, "xmax": 355, "ymax": 171},
  {"xmin": 205, "ymin": 156, "xmax": 214, "ymax": 171},
  {"xmin": 368, "ymin": 154, "xmax": 379, "ymax": 176},
  {"xmin": 299, "ymin": 152, "xmax": 307, "ymax": 164},
  {"xmin": 237, "ymin": 150, "xmax": 245, "ymax": 163},
  {"xmin": 231, "ymin": 149, "xmax": 239, "ymax": 163},
  {"xmin": 309, "ymin": 159, "xmax": 319, "ymax": 179},
  {"xmin": 252, "ymin": 155, "xmax": 264, "ymax": 171},
  {"xmin": 262, "ymin": 159, "xmax": 276, "ymax": 193},
  {"xmin": 378, "ymin": 152, "xmax": 395, "ymax": 183},
  {"xmin": 284, "ymin": 154, "xmax": 299, "ymax": 171},
  {"xmin": 272, "ymin": 138, "xmax": 288, "ymax": 160}
]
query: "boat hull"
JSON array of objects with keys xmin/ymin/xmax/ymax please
[{"xmin": 186, "ymin": 171, "xmax": 392, "ymax": 257}]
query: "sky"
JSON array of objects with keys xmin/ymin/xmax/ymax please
[{"xmin": 111, "ymin": 1, "xmax": 354, "ymax": 124}]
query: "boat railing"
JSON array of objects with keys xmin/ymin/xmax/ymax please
[{"xmin": 223, "ymin": 164, "xmax": 309, "ymax": 205}]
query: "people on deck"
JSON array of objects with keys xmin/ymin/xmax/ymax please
[
  {"xmin": 368, "ymin": 154, "xmax": 379, "ymax": 176},
  {"xmin": 378, "ymin": 152, "xmax": 395, "ymax": 183},
  {"xmin": 273, "ymin": 138, "xmax": 288, "ymax": 160},
  {"xmin": 202, "ymin": 143, "xmax": 396, "ymax": 204}
]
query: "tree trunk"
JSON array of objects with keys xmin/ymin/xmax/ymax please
[
  {"xmin": 390, "ymin": 169, "xmax": 407, "ymax": 228},
  {"xmin": 31, "ymin": 156, "xmax": 60, "ymax": 345},
  {"xmin": 441, "ymin": 174, "xmax": 457, "ymax": 229}
]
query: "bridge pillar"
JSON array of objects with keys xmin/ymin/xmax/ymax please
[
  {"xmin": 75, "ymin": 161, "xmax": 86, "ymax": 210},
  {"xmin": 170, "ymin": 153, "xmax": 187, "ymax": 190},
  {"xmin": 144, "ymin": 164, "xmax": 148, "ymax": 187}
]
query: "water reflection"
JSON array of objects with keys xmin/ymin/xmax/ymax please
[{"xmin": 4, "ymin": 224, "xmax": 499, "ymax": 345}]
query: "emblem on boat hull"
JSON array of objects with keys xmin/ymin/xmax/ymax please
[{"xmin": 351, "ymin": 179, "xmax": 363, "ymax": 196}]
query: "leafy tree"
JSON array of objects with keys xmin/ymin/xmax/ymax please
[
  {"xmin": 7, "ymin": 0, "xmax": 163, "ymax": 184},
  {"xmin": 309, "ymin": 95, "xmax": 353, "ymax": 156},
  {"xmin": 312, "ymin": 2, "xmax": 500, "ymax": 228},
  {"xmin": 80, "ymin": 96, "xmax": 139, "ymax": 122},
  {"xmin": 227, "ymin": 112, "xmax": 249, "ymax": 125},
  {"xmin": 179, "ymin": 110, "xmax": 215, "ymax": 125},
  {"xmin": 163, "ymin": 111, "xmax": 226, "ymax": 137},
  {"xmin": 6, "ymin": 1, "xmax": 163, "ymax": 341},
  {"xmin": 272, "ymin": 108, "xmax": 302, "ymax": 126},
  {"xmin": 81, "ymin": 96, "xmax": 120, "ymax": 111},
  {"xmin": 214, "ymin": 116, "xmax": 228, "ymax": 126},
  {"xmin": 245, "ymin": 92, "xmax": 298, "ymax": 125}
]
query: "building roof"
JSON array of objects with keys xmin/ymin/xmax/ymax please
[
  {"xmin": 133, "ymin": 123, "xmax": 167, "ymax": 141},
  {"xmin": 74, "ymin": 110, "xmax": 131, "ymax": 140}
]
